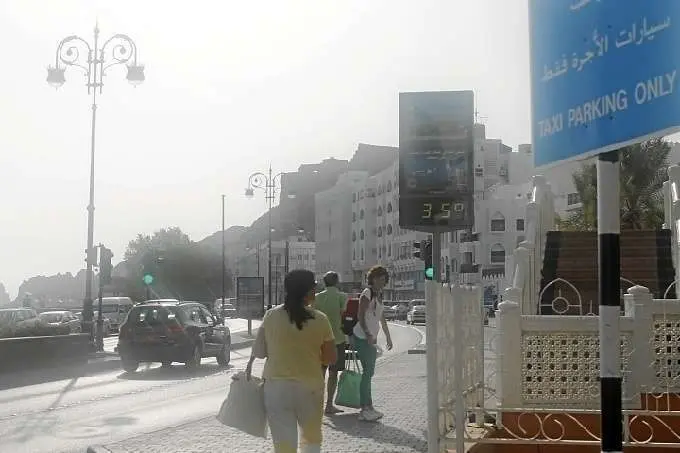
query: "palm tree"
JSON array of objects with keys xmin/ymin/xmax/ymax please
[{"xmin": 557, "ymin": 138, "xmax": 671, "ymax": 231}]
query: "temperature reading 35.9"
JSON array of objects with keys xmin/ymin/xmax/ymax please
[{"xmin": 421, "ymin": 202, "xmax": 464, "ymax": 219}]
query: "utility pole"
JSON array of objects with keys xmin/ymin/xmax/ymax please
[{"xmin": 221, "ymin": 194, "xmax": 226, "ymax": 320}]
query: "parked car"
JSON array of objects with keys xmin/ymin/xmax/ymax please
[
  {"xmin": 117, "ymin": 300, "xmax": 231, "ymax": 373},
  {"xmin": 382, "ymin": 304, "xmax": 398, "ymax": 321},
  {"xmin": 39, "ymin": 311, "xmax": 81, "ymax": 334},
  {"xmin": 407, "ymin": 305, "xmax": 427, "ymax": 325},
  {"xmin": 98, "ymin": 297, "xmax": 134, "ymax": 332},
  {"xmin": 0, "ymin": 308, "xmax": 47, "ymax": 337}
]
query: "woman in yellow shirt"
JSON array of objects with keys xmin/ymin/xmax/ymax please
[{"xmin": 247, "ymin": 269, "xmax": 337, "ymax": 453}]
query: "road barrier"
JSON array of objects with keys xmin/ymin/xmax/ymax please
[{"xmin": 0, "ymin": 333, "xmax": 90, "ymax": 373}]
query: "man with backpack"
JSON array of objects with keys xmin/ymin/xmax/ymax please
[{"xmin": 314, "ymin": 271, "xmax": 348, "ymax": 415}]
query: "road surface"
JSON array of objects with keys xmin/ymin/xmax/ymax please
[{"xmin": 0, "ymin": 322, "xmax": 421, "ymax": 453}]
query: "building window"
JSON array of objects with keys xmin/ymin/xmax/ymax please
[
  {"xmin": 387, "ymin": 224, "xmax": 393, "ymax": 235},
  {"xmin": 475, "ymin": 167, "xmax": 483, "ymax": 177},
  {"xmin": 353, "ymin": 249, "xmax": 356, "ymax": 260},
  {"xmin": 352, "ymin": 193, "xmax": 356, "ymax": 202},
  {"xmin": 490, "ymin": 244, "xmax": 505, "ymax": 264},
  {"xmin": 387, "ymin": 202, "xmax": 393, "ymax": 213},
  {"xmin": 352, "ymin": 212, "xmax": 356, "ymax": 222},
  {"xmin": 490, "ymin": 212, "xmax": 506, "ymax": 232},
  {"xmin": 352, "ymin": 231, "xmax": 356, "ymax": 242},
  {"xmin": 388, "ymin": 245, "xmax": 392, "ymax": 257},
  {"xmin": 378, "ymin": 206, "xmax": 383, "ymax": 216},
  {"xmin": 361, "ymin": 248, "xmax": 364, "ymax": 260},
  {"xmin": 360, "ymin": 209, "xmax": 365, "ymax": 220},
  {"xmin": 377, "ymin": 226, "xmax": 383, "ymax": 237},
  {"xmin": 516, "ymin": 219, "xmax": 525, "ymax": 231},
  {"xmin": 386, "ymin": 181, "xmax": 392, "ymax": 192},
  {"xmin": 360, "ymin": 229, "xmax": 365, "ymax": 240},
  {"xmin": 567, "ymin": 193, "xmax": 581, "ymax": 205}
]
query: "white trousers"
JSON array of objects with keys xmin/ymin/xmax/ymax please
[{"xmin": 264, "ymin": 379, "xmax": 324, "ymax": 453}]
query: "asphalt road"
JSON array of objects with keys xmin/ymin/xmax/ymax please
[{"xmin": 0, "ymin": 322, "xmax": 422, "ymax": 453}]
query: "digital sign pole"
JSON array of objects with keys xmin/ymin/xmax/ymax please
[{"xmin": 398, "ymin": 90, "xmax": 475, "ymax": 453}]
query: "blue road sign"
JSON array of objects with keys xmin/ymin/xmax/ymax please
[{"xmin": 529, "ymin": 1, "xmax": 680, "ymax": 167}]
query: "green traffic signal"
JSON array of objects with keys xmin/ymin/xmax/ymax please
[
  {"xmin": 425, "ymin": 267, "xmax": 434, "ymax": 280},
  {"xmin": 142, "ymin": 274, "xmax": 154, "ymax": 285}
]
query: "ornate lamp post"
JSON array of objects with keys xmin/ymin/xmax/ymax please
[
  {"xmin": 47, "ymin": 24, "xmax": 144, "ymax": 336},
  {"xmin": 245, "ymin": 166, "xmax": 285, "ymax": 310}
]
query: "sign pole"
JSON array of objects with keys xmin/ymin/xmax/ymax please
[
  {"xmin": 426, "ymin": 233, "xmax": 441, "ymax": 453},
  {"xmin": 597, "ymin": 150, "xmax": 622, "ymax": 453}
]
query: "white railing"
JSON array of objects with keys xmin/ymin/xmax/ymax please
[
  {"xmin": 426, "ymin": 281, "xmax": 483, "ymax": 453},
  {"xmin": 505, "ymin": 175, "xmax": 555, "ymax": 314},
  {"xmin": 664, "ymin": 165, "xmax": 680, "ymax": 289}
]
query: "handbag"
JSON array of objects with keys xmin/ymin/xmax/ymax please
[
  {"xmin": 334, "ymin": 343, "xmax": 363, "ymax": 409},
  {"xmin": 216, "ymin": 371, "xmax": 268, "ymax": 438}
]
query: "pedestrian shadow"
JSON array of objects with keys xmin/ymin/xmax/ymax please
[
  {"xmin": 324, "ymin": 413, "xmax": 427, "ymax": 451},
  {"xmin": 0, "ymin": 376, "xmax": 79, "ymax": 443}
]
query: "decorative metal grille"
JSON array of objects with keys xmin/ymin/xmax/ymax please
[
  {"xmin": 521, "ymin": 332, "xmax": 632, "ymax": 407},
  {"xmin": 653, "ymin": 314, "xmax": 680, "ymax": 390}
]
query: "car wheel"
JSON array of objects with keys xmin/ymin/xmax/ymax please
[
  {"xmin": 185, "ymin": 344, "xmax": 202, "ymax": 369},
  {"xmin": 216, "ymin": 344, "xmax": 231, "ymax": 366},
  {"xmin": 122, "ymin": 358, "xmax": 139, "ymax": 373}
]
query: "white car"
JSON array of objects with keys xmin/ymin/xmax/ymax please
[{"xmin": 407, "ymin": 305, "xmax": 427, "ymax": 325}]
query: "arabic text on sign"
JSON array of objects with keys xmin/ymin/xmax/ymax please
[{"xmin": 541, "ymin": 16, "xmax": 672, "ymax": 83}]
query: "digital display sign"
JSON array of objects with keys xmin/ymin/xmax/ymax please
[
  {"xmin": 399, "ymin": 195, "xmax": 473, "ymax": 228},
  {"xmin": 237, "ymin": 276, "xmax": 265, "ymax": 318},
  {"xmin": 398, "ymin": 90, "xmax": 475, "ymax": 231}
]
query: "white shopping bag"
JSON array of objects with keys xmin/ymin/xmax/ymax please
[{"xmin": 216, "ymin": 371, "xmax": 268, "ymax": 438}]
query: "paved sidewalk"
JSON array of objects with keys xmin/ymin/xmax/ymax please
[{"xmin": 89, "ymin": 352, "xmax": 428, "ymax": 453}]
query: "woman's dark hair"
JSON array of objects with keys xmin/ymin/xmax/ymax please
[
  {"xmin": 284, "ymin": 269, "xmax": 316, "ymax": 330},
  {"xmin": 367, "ymin": 265, "xmax": 389, "ymax": 286}
]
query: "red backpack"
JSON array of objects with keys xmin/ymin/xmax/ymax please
[{"xmin": 341, "ymin": 296, "xmax": 360, "ymax": 336}]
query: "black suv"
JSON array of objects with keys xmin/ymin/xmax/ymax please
[{"xmin": 117, "ymin": 300, "xmax": 231, "ymax": 373}]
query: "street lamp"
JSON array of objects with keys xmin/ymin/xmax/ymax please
[
  {"xmin": 47, "ymin": 24, "xmax": 144, "ymax": 337},
  {"xmin": 245, "ymin": 166, "xmax": 286, "ymax": 310}
]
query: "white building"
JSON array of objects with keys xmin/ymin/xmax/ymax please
[
  {"xmin": 315, "ymin": 171, "xmax": 369, "ymax": 287},
  {"xmin": 351, "ymin": 160, "xmax": 429, "ymax": 300}
]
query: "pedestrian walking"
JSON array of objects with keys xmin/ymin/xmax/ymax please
[
  {"xmin": 313, "ymin": 271, "xmax": 348, "ymax": 415},
  {"xmin": 353, "ymin": 265, "xmax": 393, "ymax": 422},
  {"xmin": 246, "ymin": 269, "xmax": 337, "ymax": 453}
]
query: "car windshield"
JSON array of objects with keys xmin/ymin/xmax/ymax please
[
  {"xmin": 101, "ymin": 305, "xmax": 119, "ymax": 313},
  {"xmin": 39, "ymin": 313, "xmax": 64, "ymax": 323},
  {"xmin": 414, "ymin": 305, "xmax": 426, "ymax": 311}
]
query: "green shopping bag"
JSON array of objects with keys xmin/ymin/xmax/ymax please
[{"xmin": 334, "ymin": 344, "xmax": 362, "ymax": 409}]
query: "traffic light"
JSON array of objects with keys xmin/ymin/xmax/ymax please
[
  {"xmin": 142, "ymin": 273, "xmax": 154, "ymax": 285},
  {"xmin": 413, "ymin": 241, "xmax": 423, "ymax": 259},
  {"xmin": 424, "ymin": 240, "xmax": 434, "ymax": 280},
  {"xmin": 99, "ymin": 247, "xmax": 113, "ymax": 285}
]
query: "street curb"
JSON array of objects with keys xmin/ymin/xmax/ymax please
[{"xmin": 390, "ymin": 321, "xmax": 427, "ymax": 354}]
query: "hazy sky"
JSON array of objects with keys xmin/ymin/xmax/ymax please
[{"xmin": 0, "ymin": 0, "xmax": 530, "ymax": 296}]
